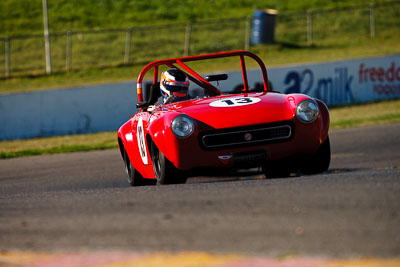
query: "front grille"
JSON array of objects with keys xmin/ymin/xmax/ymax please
[
  {"xmin": 233, "ymin": 150, "xmax": 267, "ymax": 168},
  {"xmin": 200, "ymin": 122, "xmax": 293, "ymax": 150}
]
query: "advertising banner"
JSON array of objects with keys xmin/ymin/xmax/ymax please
[{"xmin": 269, "ymin": 54, "xmax": 400, "ymax": 106}]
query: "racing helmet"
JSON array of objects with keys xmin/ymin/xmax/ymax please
[{"xmin": 160, "ymin": 68, "xmax": 189, "ymax": 98}]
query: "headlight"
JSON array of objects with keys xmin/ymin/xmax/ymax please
[
  {"xmin": 171, "ymin": 115, "xmax": 194, "ymax": 138},
  {"xmin": 296, "ymin": 99, "xmax": 319, "ymax": 123}
]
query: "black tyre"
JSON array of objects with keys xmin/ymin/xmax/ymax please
[
  {"xmin": 151, "ymin": 142, "xmax": 187, "ymax": 185},
  {"xmin": 300, "ymin": 135, "xmax": 331, "ymax": 175},
  {"xmin": 123, "ymin": 148, "xmax": 155, "ymax": 186}
]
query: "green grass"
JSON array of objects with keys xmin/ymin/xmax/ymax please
[
  {"xmin": 330, "ymin": 99, "xmax": 400, "ymax": 129},
  {"xmin": 0, "ymin": 131, "xmax": 117, "ymax": 159},
  {"xmin": 1, "ymin": 99, "xmax": 399, "ymax": 159},
  {"xmin": 2, "ymin": 0, "xmax": 394, "ymax": 36}
]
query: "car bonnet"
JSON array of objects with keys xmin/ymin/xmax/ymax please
[{"xmin": 163, "ymin": 92, "xmax": 295, "ymax": 130}]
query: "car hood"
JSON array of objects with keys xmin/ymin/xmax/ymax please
[{"xmin": 162, "ymin": 92, "xmax": 296, "ymax": 129}]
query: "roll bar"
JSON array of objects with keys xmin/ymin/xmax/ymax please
[{"xmin": 136, "ymin": 50, "xmax": 270, "ymax": 106}]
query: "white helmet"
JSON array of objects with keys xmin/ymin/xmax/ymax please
[{"xmin": 160, "ymin": 68, "xmax": 189, "ymax": 98}]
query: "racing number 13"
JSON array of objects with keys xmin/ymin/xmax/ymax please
[
  {"xmin": 222, "ymin": 98, "xmax": 253, "ymax": 105},
  {"xmin": 209, "ymin": 96, "xmax": 260, "ymax": 107}
]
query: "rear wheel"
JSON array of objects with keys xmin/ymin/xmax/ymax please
[
  {"xmin": 123, "ymin": 148, "xmax": 155, "ymax": 186},
  {"xmin": 151, "ymin": 142, "xmax": 187, "ymax": 185},
  {"xmin": 300, "ymin": 135, "xmax": 331, "ymax": 175}
]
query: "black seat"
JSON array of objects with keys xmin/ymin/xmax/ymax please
[
  {"xmin": 136, "ymin": 82, "xmax": 161, "ymax": 109},
  {"xmin": 147, "ymin": 82, "xmax": 161, "ymax": 106}
]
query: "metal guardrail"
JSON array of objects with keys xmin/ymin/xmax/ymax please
[{"xmin": 0, "ymin": 1, "xmax": 399, "ymax": 78}]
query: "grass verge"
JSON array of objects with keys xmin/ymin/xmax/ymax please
[
  {"xmin": 0, "ymin": 131, "xmax": 117, "ymax": 159},
  {"xmin": 1, "ymin": 99, "xmax": 399, "ymax": 159},
  {"xmin": 330, "ymin": 99, "xmax": 400, "ymax": 129}
]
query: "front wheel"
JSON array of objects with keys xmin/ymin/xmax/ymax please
[
  {"xmin": 151, "ymin": 142, "xmax": 187, "ymax": 185},
  {"xmin": 300, "ymin": 135, "xmax": 331, "ymax": 175}
]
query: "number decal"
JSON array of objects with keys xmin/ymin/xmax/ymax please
[
  {"xmin": 236, "ymin": 98, "xmax": 253, "ymax": 104},
  {"xmin": 210, "ymin": 97, "xmax": 261, "ymax": 107},
  {"xmin": 221, "ymin": 99, "xmax": 234, "ymax": 105},
  {"xmin": 136, "ymin": 117, "xmax": 148, "ymax": 165}
]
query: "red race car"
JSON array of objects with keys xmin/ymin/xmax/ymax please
[{"xmin": 118, "ymin": 51, "xmax": 330, "ymax": 186}]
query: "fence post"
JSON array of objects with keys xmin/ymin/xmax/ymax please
[
  {"xmin": 42, "ymin": 0, "xmax": 52, "ymax": 74},
  {"xmin": 369, "ymin": 3, "xmax": 376, "ymax": 38},
  {"xmin": 244, "ymin": 16, "xmax": 251, "ymax": 51},
  {"xmin": 5, "ymin": 38, "xmax": 10, "ymax": 78},
  {"xmin": 307, "ymin": 10, "xmax": 313, "ymax": 46},
  {"xmin": 66, "ymin": 31, "xmax": 72, "ymax": 71},
  {"xmin": 184, "ymin": 22, "xmax": 192, "ymax": 57},
  {"xmin": 124, "ymin": 28, "xmax": 132, "ymax": 64}
]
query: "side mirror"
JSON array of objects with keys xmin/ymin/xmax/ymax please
[
  {"xmin": 136, "ymin": 101, "xmax": 149, "ymax": 109},
  {"xmin": 205, "ymin": 74, "xmax": 228, "ymax": 82}
]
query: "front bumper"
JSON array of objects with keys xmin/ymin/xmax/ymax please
[{"xmin": 165, "ymin": 118, "xmax": 325, "ymax": 171}]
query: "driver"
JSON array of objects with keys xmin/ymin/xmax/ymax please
[{"xmin": 159, "ymin": 68, "xmax": 190, "ymax": 105}]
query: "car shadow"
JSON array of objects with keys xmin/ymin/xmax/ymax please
[{"xmin": 185, "ymin": 167, "xmax": 364, "ymax": 184}]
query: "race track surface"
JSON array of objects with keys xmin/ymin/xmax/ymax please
[{"xmin": 0, "ymin": 124, "xmax": 399, "ymax": 261}]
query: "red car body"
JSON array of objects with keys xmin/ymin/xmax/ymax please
[{"xmin": 118, "ymin": 51, "xmax": 330, "ymax": 185}]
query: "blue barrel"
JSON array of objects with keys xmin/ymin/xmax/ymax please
[{"xmin": 251, "ymin": 9, "xmax": 278, "ymax": 45}]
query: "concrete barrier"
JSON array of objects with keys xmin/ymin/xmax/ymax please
[
  {"xmin": 0, "ymin": 82, "xmax": 138, "ymax": 140},
  {"xmin": 1, "ymin": 54, "xmax": 399, "ymax": 140}
]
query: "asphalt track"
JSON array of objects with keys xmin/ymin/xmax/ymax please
[{"xmin": 0, "ymin": 124, "xmax": 399, "ymax": 262}]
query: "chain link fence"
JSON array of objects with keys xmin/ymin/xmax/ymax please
[{"xmin": 1, "ymin": 1, "xmax": 399, "ymax": 78}]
